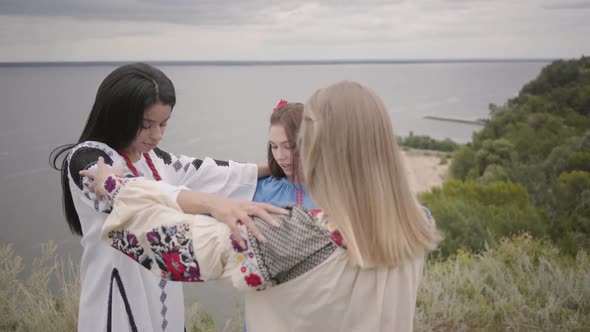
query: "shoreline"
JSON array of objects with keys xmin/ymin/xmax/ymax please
[
  {"xmin": 401, "ymin": 149, "xmax": 450, "ymax": 195},
  {"xmin": 0, "ymin": 58, "xmax": 554, "ymax": 68}
]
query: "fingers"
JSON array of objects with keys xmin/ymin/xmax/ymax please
[
  {"xmin": 79, "ymin": 156, "xmax": 116, "ymax": 197},
  {"xmin": 252, "ymin": 208, "xmax": 281, "ymax": 227},
  {"xmin": 88, "ymin": 181, "xmax": 97, "ymax": 193},
  {"xmin": 96, "ymin": 157, "xmax": 111, "ymax": 176},
  {"xmin": 227, "ymin": 223, "xmax": 247, "ymax": 250},
  {"xmin": 78, "ymin": 156, "xmax": 107, "ymax": 179},
  {"xmin": 87, "ymin": 180, "xmax": 105, "ymax": 197},
  {"xmin": 78, "ymin": 169, "xmax": 96, "ymax": 178},
  {"xmin": 240, "ymin": 214, "xmax": 267, "ymax": 243},
  {"xmin": 257, "ymin": 202, "xmax": 289, "ymax": 215}
]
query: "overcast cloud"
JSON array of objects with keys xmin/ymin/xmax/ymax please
[{"xmin": 0, "ymin": 0, "xmax": 588, "ymax": 61}]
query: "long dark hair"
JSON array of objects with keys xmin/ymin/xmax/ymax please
[
  {"xmin": 267, "ymin": 102, "xmax": 304, "ymax": 179},
  {"xmin": 49, "ymin": 63, "xmax": 176, "ymax": 236}
]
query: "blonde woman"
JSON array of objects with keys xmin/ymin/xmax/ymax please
[{"xmin": 82, "ymin": 80, "xmax": 440, "ymax": 331}]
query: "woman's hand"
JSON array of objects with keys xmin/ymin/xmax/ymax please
[
  {"xmin": 208, "ymin": 196, "xmax": 287, "ymax": 247},
  {"xmin": 177, "ymin": 190, "xmax": 288, "ymax": 249},
  {"xmin": 79, "ymin": 156, "xmax": 125, "ymax": 198}
]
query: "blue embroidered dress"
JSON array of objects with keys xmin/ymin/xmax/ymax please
[{"xmin": 253, "ymin": 177, "xmax": 317, "ymax": 209}]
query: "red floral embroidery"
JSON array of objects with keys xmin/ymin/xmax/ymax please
[
  {"xmin": 310, "ymin": 209, "xmax": 322, "ymax": 217},
  {"xmin": 147, "ymin": 224, "xmax": 202, "ymax": 282},
  {"xmin": 244, "ymin": 273, "xmax": 262, "ymax": 287},
  {"xmin": 233, "ymin": 225, "xmax": 268, "ymax": 290},
  {"xmin": 162, "ymin": 252, "xmax": 186, "ymax": 280},
  {"xmin": 330, "ymin": 230, "xmax": 344, "ymax": 247},
  {"xmin": 109, "ymin": 230, "xmax": 153, "ymax": 270}
]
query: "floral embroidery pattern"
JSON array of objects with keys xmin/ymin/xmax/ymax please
[
  {"xmin": 244, "ymin": 273, "xmax": 262, "ymax": 287},
  {"xmin": 326, "ymin": 224, "xmax": 346, "ymax": 249},
  {"xmin": 231, "ymin": 225, "xmax": 267, "ymax": 291},
  {"xmin": 147, "ymin": 224, "xmax": 203, "ymax": 282},
  {"xmin": 109, "ymin": 230, "xmax": 153, "ymax": 270},
  {"xmin": 104, "ymin": 176, "xmax": 117, "ymax": 192},
  {"xmin": 310, "ymin": 209, "xmax": 322, "ymax": 217},
  {"xmin": 103, "ymin": 178, "xmax": 130, "ymax": 209},
  {"xmin": 316, "ymin": 211, "xmax": 347, "ymax": 249},
  {"xmin": 230, "ymin": 234, "xmax": 248, "ymax": 253},
  {"xmin": 330, "ymin": 230, "xmax": 344, "ymax": 247}
]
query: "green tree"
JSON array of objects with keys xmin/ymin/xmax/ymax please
[
  {"xmin": 550, "ymin": 171, "xmax": 590, "ymax": 255},
  {"xmin": 450, "ymin": 145, "xmax": 477, "ymax": 180},
  {"xmin": 427, "ymin": 56, "xmax": 590, "ymax": 257},
  {"xmin": 419, "ymin": 180, "xmax": 544, "ymax": 257}
]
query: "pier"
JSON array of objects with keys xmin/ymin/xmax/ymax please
[{"xmin": 424, "ymin": 115, "xmax": 488, "ymax": 126}]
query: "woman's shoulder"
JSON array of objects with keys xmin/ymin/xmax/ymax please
[
  {"xmin": 257, "ymin": 176, "xmax": 293, "ymax": 188},
  {"xmin": 147, "ymin": 146, "xmax": 175, "ymax": 165},
  {"xmin": 147, "ymin": 146, "xmax": 234, "ymax": 171},
  {"xmin": 70, "ymin": 141, "xmax": 118, "ymax": 159},
  {"xmin": 68, "ymin": 141, "xmax": 123, "ymax": 183},
  {"xmin": 254, "ymin": 177, "xmax": 293, "ymax": 200}
]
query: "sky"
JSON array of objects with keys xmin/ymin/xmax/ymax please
[{"xmin": 0, "ymin": 0, "xmax": 589, "ymax": 62}]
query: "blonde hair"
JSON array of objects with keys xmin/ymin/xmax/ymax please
[{"xmin": 299, "ymin": 81, "xmax": 441, "ymax": 268}]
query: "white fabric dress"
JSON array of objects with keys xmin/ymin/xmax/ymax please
[
  {"xmin": 68, "ymin": 141, "xmax": 257, "ymax": 331},
  {"xmin": 100, "ymin": 180, "xmax": 430, "ymax": 332}
]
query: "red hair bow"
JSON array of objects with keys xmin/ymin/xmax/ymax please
[{"xmin": 273, "ymin": 99, "xmax": 288, "ymax": 112}]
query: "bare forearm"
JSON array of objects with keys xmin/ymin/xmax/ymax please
[{"xmin": 257, "ymin": 163, "xmax": 270, "ymax": 178}]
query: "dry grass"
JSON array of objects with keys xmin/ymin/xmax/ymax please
[
  {"xmin": 415, "ymin": 235, "xmax": 590, "ymax": 331},
  {"xmin": 2, "ymin": 236, "xmax": 588, "ymax": 331},
  {"xmin": 0, "ymin": 242, "xmax": 79, "ymax": 331}
]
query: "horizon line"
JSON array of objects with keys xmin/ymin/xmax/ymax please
[{"xmin": 0, "ymin": 57, "xmax": 558, "ymax": 67}]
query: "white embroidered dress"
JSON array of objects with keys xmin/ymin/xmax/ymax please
[{"xmin": 68, "ymin": 141, "xmax": 257, "ymax": 332}]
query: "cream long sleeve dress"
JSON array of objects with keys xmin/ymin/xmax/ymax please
[{"xmin": 101, "ymin": 179, "xmax": 430, "ymax": 332}]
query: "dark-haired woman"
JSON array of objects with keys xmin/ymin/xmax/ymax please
[{"xmin": 50, "ymin": 63, "xmax": 284, "ymax": 331}]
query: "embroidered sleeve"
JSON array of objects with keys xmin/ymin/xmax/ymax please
[
  {"xmin": 101, "ymin": 181, "xmax": 339, "ymax": 291},
  {"xmin": 101, "ymin": 176, "xmax": 129, "ymax": 206},
  {"xmin": 101, "ymin": 180, "xmax": 231, "ymax": 282},
  {"xmin": 67, "ymin": 141, "xmax": 130, "ymax": 213},
  {"xmin": 150, "ymin": 147, "xmax": 258, "ymax": 201}
]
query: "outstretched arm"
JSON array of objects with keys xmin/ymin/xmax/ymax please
[
  {"xmin": 81, "ymin": 157, "xmax": 287, "ymax": 247},
  {"xmin": 99, "ymin": 178, "xmax": 339, "ymax": 291}
]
